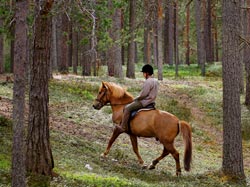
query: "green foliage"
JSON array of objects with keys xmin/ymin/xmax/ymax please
[
  {"xmin": 163, "ymin": 64, "xmax": 201, "ymax": 77},
  {"xmin": 61, "ymin": 172, "xmax": 133, "ymax": 187},
  {"xmin": 157, "ymin": 94, "xmax": 192, "ymax": 121},
  {"xmin": 176, "ymin": 83, "xmax": 223, "ymax": 128},
  {"xmin": 49, "ymin": 80, "xmax": 98, "ymax": 103},
  {"xmin": 27, "ymin": 174, "xmax": 50, "ymax": 187},
  {"xmin": 0, "ymin": 115, "xmax": 12, "ymax": 186},
  {"xmin": 206, "ymin": 63, "xmax": 222, "ymax": 77},
  {"xmin": 241, "ymin": 105, "xmax": 250, "ymax": 140},
  {"xmin": 0, "ymin": 115, "xmax": 11, "ymax": 127}
]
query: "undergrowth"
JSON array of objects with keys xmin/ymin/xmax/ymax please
[{"xmin": 0, "ymin": 63, "xmax": 250, "ymax": 186}]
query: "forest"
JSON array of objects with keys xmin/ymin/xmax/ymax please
[{"xmin": 0, "ymin": 0, "xmax": 250, "ymax": 186}]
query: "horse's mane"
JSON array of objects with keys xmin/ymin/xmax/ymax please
[{"xmin": 103, "ymin": 82, "xmax": 133, "ymax": 99}]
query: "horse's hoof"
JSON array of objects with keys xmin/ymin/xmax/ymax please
[
  {"xmin": 141, "ymin": 164, "xmax": 148, "ymax": 169},
  {"xmin": 100, "ymin": 153, "xmax": 107, "ymax": 159},
  {"xmin": 149, "ymin": 164, "xmax": 156, "ymax": 170},
  {"xmin": 176, "ymin": 171, "xmax": 182, "ymax": 176}
]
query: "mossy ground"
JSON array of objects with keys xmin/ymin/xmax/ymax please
[{"xmin": 0, "ymin": 64, "xmax": 250, "ymax": 186}]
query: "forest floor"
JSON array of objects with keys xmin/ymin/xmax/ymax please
[{"xmin": 0, "ymin": 68, "xmax": 250, "ymax": 186}]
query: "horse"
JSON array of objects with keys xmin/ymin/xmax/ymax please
[{"xmin": 93, "ymin": 81, "xmax": 192, "ymax": 176}]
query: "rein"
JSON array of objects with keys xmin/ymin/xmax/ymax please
[
  {"xmin": 105, "ymin": 102, "xmax": 131, "ymax": 106},
  {"xmin": 95, "ymin": 98, "xmax": 131, "ymax": 107}
]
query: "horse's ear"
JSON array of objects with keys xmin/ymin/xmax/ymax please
[{"xmin": 102, "ymin": 81, "xmax": 108, "ymax": 90}]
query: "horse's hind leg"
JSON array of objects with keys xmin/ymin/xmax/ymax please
[
  {"xmin": 130, "ymin": 135, "xmax": 144, "ymax": 165},
  {"xmin": 149, "ymin": 147, "xmax": 169, "ymax": 170},
  {"xmin": 101, "ymin": 126, "xmax": 122, "ymax": 158},
  {"xmin": 164, "ymin": 143, "xmax": 181, "ymax": 176}
]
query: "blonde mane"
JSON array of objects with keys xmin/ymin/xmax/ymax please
[{"xmin": 103, "ymin": 82, "xmax": 133, "ymax": 99}]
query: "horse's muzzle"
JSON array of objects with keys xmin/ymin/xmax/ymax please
[{"xmin": 93, "ymin": 100, "xmax": 103, "ymax": 110}]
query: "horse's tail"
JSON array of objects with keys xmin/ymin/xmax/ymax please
[{"xmin": 179, "ymin": 120, "xmax": 192, "ymax": 171}]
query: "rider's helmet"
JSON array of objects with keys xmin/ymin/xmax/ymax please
[{"xmin": 141, "ymin": 64, "xmax": 154, "ymax": 75}]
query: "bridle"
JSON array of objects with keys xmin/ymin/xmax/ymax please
[
  {"xmin": 94, "ymin": 88, "xmax": 131, "ymax": 107},
  {"xmin": 94, "ymin": 88, "xmax": 109, "ymax": 107}
]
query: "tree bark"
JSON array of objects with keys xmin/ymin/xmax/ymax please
[
  {"xmin": 72, "ymin": 26, "xmax": 78, "ymax": 74},
  {"xmin": 68, "ymin": 21, "xmax": 73, "ymax": 68},
  {"xmin": 143, "ymin": 0, "xmax": 151, "ymax": 64},
  {"xmin": 127, "ymin": 0, "xmax": 136, "ymax": 78},
  {"xmin": 222, "ymin": 0, "xmax": 245, "ymax": 179},
  {"xmin": 157, "ymin": 0, "xmax": 163, "ymax": 80},
  {"xmin": 213, "ymin": 9, "xmax": 219, "ymax": 62},
  {"xmin": 107, "ymin": 1, "xmax": 123, "ymax": 78},
  {"xmin": 82, "ymin": 41, "xmax": 91, "ymax": 76},
  {"xmin": 12, "ymin": 1, "xmax": 28, "ymax": 186},
  {"xmin": 0, "ymin": 18, "xmax": 3, "ymax": 74},
  {"xmin": 26, "ymin": 0, "xmax": 54, "ymax": 176},
  {"xmin": 195, "ymin": 0, "xmax": 206, "ymax": 76},
  {"xmin": 57, "ymin": 13, "xmax": 68, "ymax": 74},
  {"xmin": 51, "ymin": 15, "xmax": 57, "ymax": 71},
  {"xmin": 174, "ymin": 0, "xmax": 179, "ymax": 77},
  {"xmin": 185, "ymin": 4, "xmax": 190, "ymax": 65},
  {"xmin": 164, "ymin": 0, "xmax": 169, "ymax": 64},
  {"xmin": 168, "ymin": 0, "xmax": 174, "ymax": 65},
  {"xmin": 244, "ymin": 0, "xmax": 250, "ymax": 105},
  {"xmin": 204, "ymin": 0, "xmax": 213, "ymax": 63}
]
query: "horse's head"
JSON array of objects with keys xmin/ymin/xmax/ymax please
[{"xmin": 93, "ymin": 82, "xmax": 110, "ymax": 110}]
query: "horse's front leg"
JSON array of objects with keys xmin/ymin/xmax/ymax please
[
  {"xmin": 101, "ymin": 126, "xmax": 123, "ymax": 158},
  {"xmin": 129, "ymin": 135, "xmax": 145, "ymax": 166}
]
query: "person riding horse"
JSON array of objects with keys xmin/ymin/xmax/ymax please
[{"xmin": 117, "ymin": 64, "xmax": 159, "ymax": 133}]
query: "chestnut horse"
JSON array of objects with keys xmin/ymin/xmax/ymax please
[{"xmin": 93, "ymin": 82, "xmax": 192, "ymax": 176}]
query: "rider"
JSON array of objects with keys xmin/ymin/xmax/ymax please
[{"xmin": 117, "ymin": 64, "xmax": 159, "ymax": 133}]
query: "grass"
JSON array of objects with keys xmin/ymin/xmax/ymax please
[{"xmin": 1, "ymin": 63, "xmax": 250, "ymax": 186}]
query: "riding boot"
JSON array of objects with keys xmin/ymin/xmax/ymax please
[
  {"xmin": 120, "ymin": 109, "xmax": 130, "ymax": 132},
  {"xmin": 116, "ymin": 100, "xmax": 142, "ymax": 133}
]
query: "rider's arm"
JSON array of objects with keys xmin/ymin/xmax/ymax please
[{"xmin": 134, "ymin": 80, "xmax": 151, "ymax": 101}]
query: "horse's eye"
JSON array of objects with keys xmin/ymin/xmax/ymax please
[{"xmin": 99, "ymin": 91, "xmax": 102, "ymax": 94}]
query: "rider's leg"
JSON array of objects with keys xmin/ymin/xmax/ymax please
[{"xmin": 117, "ymin": 100, "xmax": 142, "ymax": 132}]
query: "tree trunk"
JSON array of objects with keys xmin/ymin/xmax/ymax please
[
  {"xmin": 244, "ymin": 0, "xmax": 250, "ymax": 105},
  {"xmin": 164, "ymin": 0, "xmax": 169, "ymax": 64},
  {"xmin": 90, "ymin": 0, "xmax": 97, "ymax": 76},
  {"xmin": 144, "ymin": 0, "xmax": 151, "ymax": 64},
  {"xmin": 168, "ymin": 0, "xmax": 174, "ymax": 65},
  {"xmin": 195, "ymin": 0, "xmax": 206, "ymax": 76},
  {"xmin": 72, "ymin": 27, "xmax": 78, "ymax": 74},
  {"xmin": 10, "ymin": 26, "xmax": 15, "ymax": 73},
  {"xmin": 51, "ymin": 15, "xmax": 57, "ymax": 71},
  {"xmin": 213, "ymin": 9, "xmax": 219, "ymax": 62},
  {"xmin": 107, "ymin": 1, "xmax": 123, "ymax": 78},
  {"xmin": 185, "ymin": 4, "xmax": 190, "ymax": 65},
  {"xmin": 9, "ymin": 1, "xmax": 15, "ymax": 73},
  {"xmin": 174, "ymin": 0, "xmax": 179, "ymax": 77},
  {"xmin": 204, "ymin": 0, "xmax": 213, "ymax": 63},
  {"xmin": 0, "ymin": 18, "xmax": 3, "ymax": 74},
  {"xmin": 12, "ymin": 1, "xmax": 28, "ymax": 186},
  {"xmin": 127, "ymin": 0, "xmax": 136, "ymax": 78},
  {"xmin": 26, "ymin": 0, "xmax": 54, "ymax": 176},
  {"xmin": 157, "ymin": 0, "xmax": 163, "ymax": 80},
  {"xmin": 152, "ymin": 1, "xmax": 158, "ymax": 66},
  {"xmin": 82, "ymin": 42, "xmax": 91, "ymax": 76},
  {"xmin": 68, "ymin": 21, "xmax": 73, "ymax": 68},
  {"xmin": 57, "ymin": 13, "xmax": 68, "ymax": 74},
  {"xmin": 222, "ymin": 0, "xmax": 245, "ymax": 179}
]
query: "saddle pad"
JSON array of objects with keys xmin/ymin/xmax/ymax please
[{"xmin": 130, "ymin": 107, "xmax": 155, "ymax": 119}]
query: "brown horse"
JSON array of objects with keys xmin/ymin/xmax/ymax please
[{"xmin": 93, "ymin": 81, "xmax": 192, "ymax": 176}]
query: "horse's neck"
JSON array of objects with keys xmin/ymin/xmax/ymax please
[{"xmin": 110, "ymin": 93, "xmax": 133, "ymax": 124}]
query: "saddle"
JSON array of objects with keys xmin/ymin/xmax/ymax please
[
  {"xmin": 129, "ymin": 103, "xmax": 156, "ymax": 120},
  {"xmin": 127, "ymin": 103, "xmax": 156, "ymax": 134}
]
